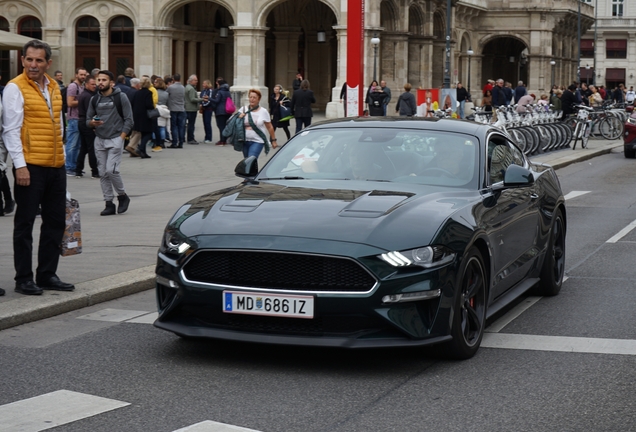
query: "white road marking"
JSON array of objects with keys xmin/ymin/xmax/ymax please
[
  {"xmin": 606, "ymin": 218, "xmax": 636, "ymax": 243},
  {"xmin": 173, "ymin": 420, "xmax": 262, "ymax": 432},
  {"xmin": 77, "ymin": 308, "xmax": 150, "ymax": 323},
  {"xmin": 0, "ymin": 390, "xmax": 129, "ymax": 431},
  {"xmin": 563, "ymin": 190, "xmax": 591, "ymax": 200},
  {"xmin": 126, "ymin": 312, "xmax": 159, "ymax": 324},
  {"xmin": 482, "ymin": 333, "xmax": 636, "ymax": 356},
  {"xmin": 486, "ymin": 296, "xmax": 542, "ymax": 333}
]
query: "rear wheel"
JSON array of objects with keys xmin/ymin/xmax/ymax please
[
  {"xmin": 572, "ymin": 122, "xmax": 581, "ymax": 150},
  {"xmin": 581, "ymin": 122, "xmax": 590, "ymax": 148},
  {"xmin": 535, "ymin": 208, "xmax": 565, "ymax": 296},
  {"xmin": 599, "ymin": 116, "xmax": 623, "ymax": 140},
  {"xmin": 442, "ymin": 247, "xmax": 487, "ymax": 360}
]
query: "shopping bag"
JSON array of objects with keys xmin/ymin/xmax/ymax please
[{"xmin": 61, "ymin": 195, "xmax": 82, "ymax": 256}]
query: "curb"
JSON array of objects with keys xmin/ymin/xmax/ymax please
[
  {"xmin": 0, "ymin": 266, "xmax": 155, "ymax": 331},
  {"xmin": 531, "ymin": 142, "xmax": 623, "ymax": 170}
]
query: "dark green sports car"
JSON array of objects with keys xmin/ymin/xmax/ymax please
[{"xmin": 154, "ymin": 117, "xmax": 566, "ymax": 359}]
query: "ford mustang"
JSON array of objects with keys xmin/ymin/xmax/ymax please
[{"xmin": 154, "ymin": 117, "xmax": 566, "ymax": 359}]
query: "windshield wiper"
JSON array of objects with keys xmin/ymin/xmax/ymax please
[{"xmin": 259, "ymin": 176, "xmax": 305, "ymax": 180}]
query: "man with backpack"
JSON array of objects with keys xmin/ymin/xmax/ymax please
[
  {"xmin": 65, "ymin": 67, "xmax": 88, "ymax": 176},
  {"xmin": 86, "ymin": 70, "xmax": 133, "ymax": 216}
]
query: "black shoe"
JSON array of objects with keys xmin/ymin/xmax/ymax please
[
  {"xmin": 37, "ymin": 276, "xmax": 75, "ymax": 292},
  {"xmin": 177, "ymin": 143, "xmax": 183, "ymax": 148},
  {"xmin": 15, "ymin": 281, "xmax": 43, "ymax": 295},
  {"xmin": 0, "ymin": 287, "xmax": 5, "ymax": 296},
  {"xmin": 4, "ymin": 200, "xmax": 15, "ymax": 214},
  {"xmin": 91, "ymin": 174, "xmax": 100, "ymax": 179},
  {"xmin": 187, "ymin": 140, "xmax": 199, "ymax": 145},
  {"xmin": 117, "ymin": 194, "xmax": 130, "ymax": 214},
  {"xmin": 101, "ymin": 201, "xmax": 116, "ymax": 216},
  {"xmin": 168, "ymin": 145, "xmax": 179, "ymax": 149},
  {"xmin": 140, "ymin": 153, "xmax": 151, "ymax": 159}
]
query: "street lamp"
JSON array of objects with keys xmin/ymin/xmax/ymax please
[
  {"xmin": 550, "ymin": 60, "xmax": 556, "ymax": 88},
  {"xmin": 317, "ymin": 26, "xmax": 326, "ymax": 44},
  {"xmin": 467, "ymin": 47, "xmax": 473, "ymax": 93},
  {"xmin": 371, "ymin": 32, "xmax": 380, "ymax": 83},
  {"xmin": 586, "ymin": 64, "xmax": 590, "ymax": 86}
]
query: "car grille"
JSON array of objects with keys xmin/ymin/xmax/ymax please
[{"xmin": 182, "ymin": 250, "xmax": 377, "ymax": 293}]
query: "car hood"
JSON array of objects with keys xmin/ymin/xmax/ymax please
[{"xmin": 170, "ymin": 181, "xmax": 478, "ymax": 251}]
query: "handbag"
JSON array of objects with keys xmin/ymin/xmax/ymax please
[
  {"xmin": 147, "ymin": 108, "xmax": 160, "ymax": 119},
  {"xmin": 61, "ymin": 194, "xmax": 82, "ymax": 256},
  {"xmin": 225, "ymin": 96, "xmax": 236, "ymax": 114},
  {"xmin": 279, "ymin": 104, "xmax": 291, "ymax": 119}
]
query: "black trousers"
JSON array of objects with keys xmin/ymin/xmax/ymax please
[
  {"xmin": 77, "ymin": 122, "xmax": 99, "ymax": 176},
  {"xmin": 13, "ymin": 164, "xmax": 66, "ymax": 284},
  {"xmin": 0, "ymin": 171, "xmax": 12, "ymax": 211}
]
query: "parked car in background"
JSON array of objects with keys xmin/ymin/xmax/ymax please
[{"xmin": 624, "ymin": 111, "xmax": 636, "ymax": 158}]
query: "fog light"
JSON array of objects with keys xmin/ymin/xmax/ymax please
[
  {"xmin": 157, "ymin": 275, "xmax": 179, "ymax": 289},
  {"xmin": 382, "ymin": 289, "xmax": 441, "ymax": 304}
]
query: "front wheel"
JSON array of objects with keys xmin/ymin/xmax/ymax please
[
  {"xmin": 599, "ymin": 116, "xmax": 623, "ymax": 140},
  {"xmin": 572, "ymin": 122, "xmax": 581, "ymax": 150},
  {"xmin": 581, "ymin": 122, "xmax": 589, "ymax": 149},
  {"xmin": 442, "ymin": 247, "xmax": 487, "ymax": 360},
  {"xmin": 535, "ymin": 208, "xmax": 566, "ymax": 296}
]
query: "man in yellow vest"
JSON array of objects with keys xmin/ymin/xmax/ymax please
[{"xmin": 1, "ymin": 40, "xmax": 75, "ymax": 295}]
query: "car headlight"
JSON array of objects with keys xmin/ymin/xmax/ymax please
[
  {"xmin": 163, "ymin": 231, "xmax": 192, "ymax": 254},
  {"xmin": 379, "ymin": 246, "xmax": 455, "ymax": 268},
  {"xmin": 627, "ymin": 117, "xmax": 636, "ymax": 125}
]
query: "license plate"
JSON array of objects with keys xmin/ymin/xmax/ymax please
[{"xmin": 223, "ymin": 291, "xmax": 314, "ymax": 319}]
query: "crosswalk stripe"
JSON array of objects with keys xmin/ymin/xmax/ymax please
[
  {"xmin": 0, "ymin": 390, "xmax": 130, "ymax": 431},
  {"xmin": 173, "ymin": 420, "xmax": 262, "ymax": 432},
  {"xmin": 126, "ymin": 312, "xmax": 159, "ymax": 324},
  {"xmin": 563, "ymin": 190, "xmax": 591, "ymax": 200},
  {"xmin": 606, "ymin": 218, "xmax": 636, "ymax": 243},
  {"xmin": 482, "ymin": 333, "xmax": 636, "ymax": 355}
]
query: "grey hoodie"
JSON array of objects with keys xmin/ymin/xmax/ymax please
[{"xmin": 86, "ymin": 87, "xmax": 134, "ymax": 139}]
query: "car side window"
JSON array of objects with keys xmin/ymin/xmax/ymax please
[{"xmin": 487, "ymin": 137, "xmax": 523, "ymax": 185}]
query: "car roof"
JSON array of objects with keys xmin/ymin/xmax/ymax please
[{"xmin": 306, "ymin": 117, "xmax": 489, "ymax": 136}]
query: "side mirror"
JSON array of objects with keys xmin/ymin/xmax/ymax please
[
  {"xmin": 235, "ymin": 156, "xmax": 259, "ymax": 178},
  {"xmin": 503, "ymin": 164, "xmax": 534, "ymax": 187}
]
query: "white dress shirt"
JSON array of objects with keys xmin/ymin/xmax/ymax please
[{"xmin": 1, "ymin": 75, "xmax": 63, "ymax": 169}]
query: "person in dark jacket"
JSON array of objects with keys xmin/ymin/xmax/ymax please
[
  {"xmin": 291, "ymin": 79, "xmax": 316, "ymax": 133},
  {"xmin": 367, "ymin": 86, "xmax": 385, "ymax": 116},
  {"xmin": 395, "ymin": 83, "xmax": 416, "ymax": 116},
  {"xmin": 491, "ymin": 79, "xmax": 508, "ymax": 108},
  {"xmin": 456, "ymin": 82, "xmax": 469, "ymax": 119},
  {"xmin": 513, "ymin": 81, "xmax": 527, "ymax": 103},
  {"xmin": 560, "ymin": 84, "xmax": 578, "ymax": 119},
  {"xmin": 211, "ymin": 79, "xmax": 232, "ymax": 146},
  {"xmin": 130, "ymin": 77, "xmax": 155, "ymax": 158},
  {"xmin": 269, "ymin": 84, "xmax": 291, "ymax": 140},
  {"xmin": 76, "ymin": 76, "xmax": 99, "ymax": 178}
]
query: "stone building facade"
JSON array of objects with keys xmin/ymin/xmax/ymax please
[{"xmin": 0, "ymin": 0, "xmax": 593, "ymax": 116}]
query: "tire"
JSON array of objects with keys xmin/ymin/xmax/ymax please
[
  {"xmin": 581, "ymin": 123, "xmax": 590, "ymax": 148},
  {"xmin": 572, "ymin": 122, "xmax": 581, "ymax": 150},
  {"xmin": 535, "ymin": 208, "xmax": 566, "ymax": 296},
  {"xmin": 442, "ymin": 247, "xmax": 487, "ymax": 360},
  {"xmin": 599, "ymin": 116, "xmax": 623, "ymax": 140},
  {"xmin": 509, "ymin": 129, "xmax": 527, "ymax": 154},
  {"xmin": 625, "ymin": 148, "xmax": 636, "ymax": 159}
]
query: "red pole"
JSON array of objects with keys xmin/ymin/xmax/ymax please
[{"xmin": 346, "ymin": 0, "xmax": 365, "ymax": 117}]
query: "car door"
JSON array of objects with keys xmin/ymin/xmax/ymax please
[{"xmin": 482, "ymin": 134, "xmax": 541, "ymax": 299}]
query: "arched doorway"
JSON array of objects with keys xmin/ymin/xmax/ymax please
[
  {"xmin": 109, "ymin": 16, "xmax": 134, "ymax": 77},
  {"xmin": 76, "ymin": 16, "xmax": 100, "ymax": 72},
  {"xmin": 481, "ymin": 37, "xmax": 528, "ymax": 86},
  {"xmin": 169, "ymin": 2, "xmax": 234, "ymax": 86},
  {"xmin": 264, "ymin": 0, "xmax": 338, "ymax": 110}
]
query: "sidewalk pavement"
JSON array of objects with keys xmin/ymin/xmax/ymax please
[{"xmin": 0, "ymin": 113, "xmax": 625, "ymax": 330}]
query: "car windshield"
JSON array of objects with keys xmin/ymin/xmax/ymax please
[{"xmin": 260, "ymin": 127, "xmax": 479, "ymax": 188}]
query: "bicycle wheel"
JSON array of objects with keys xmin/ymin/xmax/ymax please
[
  {"xmin": 559, "ymin": 122, "xmax": 572, "ymax": 148},
  {"xmin": 599, "ymin": 116, "xmax": 624, "ymax": 140},
  {"xmin": 581, "ymin": 122, "xmax": 590, "ymax": 149},
  {"xmin": 536, "ymin": 125, "xmax": 552, "ymax": 152},
  {"xmin": 509, "ymin": 128, "xmax": 527, "ymax": 155}
]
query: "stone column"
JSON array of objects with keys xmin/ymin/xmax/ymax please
[
  {"xmin": 230, "ymin": 26, "xmax": 268, "ymax": 105},
  {"xmin": 100, "ymin": 25, "xmax": 108, "ymax": 70},
  {"xmin": 137, "ymin": 27, "xmax": 159, "ymax": 77},
  {"xmin": 326, "ymin": 25, "xmax": 347, "ymax": 119}
]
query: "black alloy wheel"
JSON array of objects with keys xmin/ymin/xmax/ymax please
[
  {"xmin": 443, "ymin": 247, "xmax": 487, "ymax": 360},
  {"xmin": 535, "ymin": 208, "xmax": 566, "ymax": 296}
]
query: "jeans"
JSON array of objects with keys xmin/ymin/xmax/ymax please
[
  {"xmin": 170, "ymin": 111, "xmax": 186, "ymax": 146},
  {"xmin": 186, "ymin": 111, "xmax": 197, "ymax": 142},
  {"xmin": 242, "ymin": 141, "xmax": 265, "ymax": 159},
  {"xmin": 458, "ymin": 100, "xmax": 466, "ymax": 119},
  {"xmin": 295, "ymin": 117, "xmax": 311, "ymax": 134},
  {"xmin": 216, "ymin": 115, "xmax": 229, "ymax": 143},
  {"xmin": 202, "ymin": 110, "xmax": 213, "ymax": 141},
  {"xmin": 65, "ymin": 119, "xmax": 80, "ymax": 171}
]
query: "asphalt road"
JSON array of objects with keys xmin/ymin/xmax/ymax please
[{"xmin": 1, "ymin": 148, "xmax": 636, "ymax": 432}]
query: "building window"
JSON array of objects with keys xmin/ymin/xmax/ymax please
[
  {"xmin": 0, "ymin": 16, "xmax": 9, "ymax": 85},
  {"xmin": 18, "ymin": 16, "xmax": 42, "ymax": 39},
  {"xmin": 612, "ymin": 0, "xmax": 624, "ymax": 17},
  {"xmin": 77, "ymin": 16, "xmax": 100, "ymax": 45},
  {"xmin": 606, "ymin": 39, "xmax": 627, "ymax": 58},
  {"xmin": 580, "ymin": 40, "xmax": 594, "ymax": 58},
  {"xmin": 109, "ymin": 16, "xmax": 133, "ymax": 45}
]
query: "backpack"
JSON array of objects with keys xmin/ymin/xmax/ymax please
[
  {"xmin": 225, "ymin": 96, "xmax": 236, "ymax": 115},
  {"xmin": 90, "ymin": 91, "xmax": 124, "ymax": 120}
]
